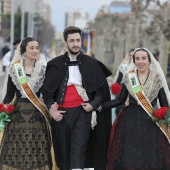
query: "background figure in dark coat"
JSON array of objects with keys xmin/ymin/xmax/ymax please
[
  {"xmin": 1, "ymin": 43, "xmax": 10, "ymax": 71},
  {"xmin": 41, "ymin": 26, "xmax": 112, "ymax": 170}
]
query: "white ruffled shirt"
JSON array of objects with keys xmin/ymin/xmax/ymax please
[{"xmin": 67, "ymin": 55, "xmax": 82, "ymax": 86}]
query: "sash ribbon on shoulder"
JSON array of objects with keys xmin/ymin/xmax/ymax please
[{"xmin": 13, "ymin": 60, "xmax": 51, "ymax": 126}]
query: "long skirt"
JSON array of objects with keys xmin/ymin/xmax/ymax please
[
  {"xmin": 107, "ymin": 105, "xmax": 170, "ymax": 170},
  {"xmin": 0, "ymin": 98, "xmax": 53, "ymax": 170}
]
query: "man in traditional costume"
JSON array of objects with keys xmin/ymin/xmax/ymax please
[{"xmin": 41, "ymin": 26, "xmax": 112, "ymax": 170}]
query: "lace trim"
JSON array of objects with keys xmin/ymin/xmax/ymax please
[
  {"xmin": 8, "ymin": 59, "xmax": 46, "ymax": 96},
  {"xmin": 74, "ymin": 85, "xmax": 89, "ymax": 101},
  {"xmin": 123, "ymin": 70, "xmax": 162, "ymax": 103}
]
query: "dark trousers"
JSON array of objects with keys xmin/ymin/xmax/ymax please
[{"xmin": 52, "ymin": 106, "xmax": 91, "ymax": 170}]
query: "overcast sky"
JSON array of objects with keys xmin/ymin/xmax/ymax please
[{"xmin": 49, "ymin": 0, "xmax": 113, "ymax": 32}]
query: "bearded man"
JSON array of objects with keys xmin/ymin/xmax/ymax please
[{"xmin": 41, "ymin": 26, "xmax": 112, "ymax": 170}]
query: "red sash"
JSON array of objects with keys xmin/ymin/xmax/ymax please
[{"xmin": 58, "ymin": 85, "xmax": 84, "ymax": 108}]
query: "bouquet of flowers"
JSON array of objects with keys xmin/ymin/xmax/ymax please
[
  {"xmin": 152, "ymin": 107, "xmax": 170, "ymax": 126},
  {"xmin": 0, "ymin": 103, "xmax": 15, "ymax": 132}
]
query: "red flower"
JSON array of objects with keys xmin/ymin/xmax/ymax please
[
  {"xmin": 111, "ymin": 83, "xmax": 122, "ymax": 95},
  {"xmin": 0, "ymin": 104, "xmax": 5, "ymax": 112},
  {"xmin": 0, "ymin": 104, "xmax": 14, "ymax": 114},
  {"xmin": 5, "ymin": 104, "xmax": 15, "ymax": 113},
  {"xmin": 0, "ymin": 104, "xmax": 15, "ymax": 132},
  {"xmin": 154, "ymin": 107, "xmax": 168, "ymax": 119}
]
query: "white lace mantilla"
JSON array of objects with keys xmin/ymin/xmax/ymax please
[
  {"xmin": 123, "ymin": 70, "xmax": 162, "ymax": 103},
  {"xmin": 8, "ymin": 59, "xmax": 46, "ymax": 97}
]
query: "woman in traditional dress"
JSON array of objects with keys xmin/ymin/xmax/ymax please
[
  {"xmin": 0, "ymin": 37, "xmax": 58, "ymax": 170},
  {"xmin": 101, "ymin": 48, "xmax": 170, "ymax": 170}
]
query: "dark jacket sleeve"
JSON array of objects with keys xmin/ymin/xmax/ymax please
[
  {"xmin": 41, "ymin": 86, "xmax": 55, "ymax": 109},
  {"xmin": 102, "ymin": 83, "xmax": 128, "ymax": 110},
  {"xmin": 3, "ymin": 75, "xmax": 17, "ymax": 103},
  {"xmin": 89, "ymin": 92, "xmax": 102, "ymax": 110},
  {"xmin": 158, "ymin": 87, "xmax": 168, "ymax": 107},
  {"xmin": 116, "ymin": 71, "xmax": 123, "ymax": 84}
]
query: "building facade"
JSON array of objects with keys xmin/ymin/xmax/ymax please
[{"xmin": 65, "ymin": 8, "xmax": 89, "ymax": 29}]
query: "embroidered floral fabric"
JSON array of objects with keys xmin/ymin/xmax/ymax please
[
  {"xmin": 107, "ymin": 104, "xmax": 170, "ymax": 170},
  {"xmin": 0, "ymin": 99, "xmax": 52, "ymax": 170}
]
